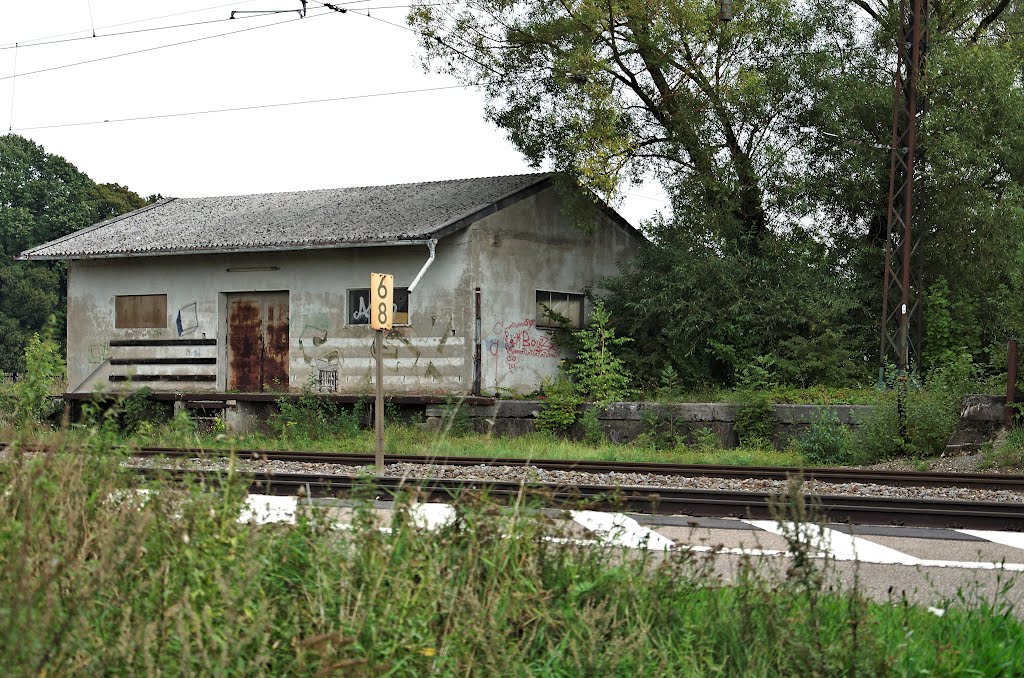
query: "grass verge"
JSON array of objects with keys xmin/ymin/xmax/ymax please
[{"xmin": 1, "ymin": 437, "xmax": 1023, "ymax": 675}]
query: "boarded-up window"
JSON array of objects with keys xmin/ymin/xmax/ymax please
[
  {"xmin": 348, "ymin": 288, "xmax": 410, "ymax": 325},
  {"xmin": 536, "ymin": 291, "xmax": 584, "ymax": 329},
  {"xmin": 115, "ymin": 294, "xmax": 167, "ymax": 329}
]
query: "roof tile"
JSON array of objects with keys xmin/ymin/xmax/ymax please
[{"xmin": 21, "ymin": 173, "xmax": 549, "ymax": 259}]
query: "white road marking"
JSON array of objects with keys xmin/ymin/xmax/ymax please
[
  {"xmin": 107, "ymin": 490, "xmax": 1024, "ymax": 572},
  {"xmin": 239, "ymin": 494, "xmax": 297, "ymax": 525},
  {"xmin": 410, "ymin": 502, "xmax": 458, "ymax": 530},
  {"xmin": 570, "ymin": 510, "xmax": 675, "ymax": 550},
  {"xmin": 745, "ymin": 520, "xmax": 921, "ymax": 565},
  {"xmin": 955, "ymin": 529, "xmax": 1024, "ymax": 552}
]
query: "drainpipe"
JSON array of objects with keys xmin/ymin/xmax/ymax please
[{"xmin": 408, "ymin": 239, "xmax": 437, "ymax": 293}]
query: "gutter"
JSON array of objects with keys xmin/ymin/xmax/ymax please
[{"xmin": 408, "ymin": 239, "xmax": 438, "ymax": 293}]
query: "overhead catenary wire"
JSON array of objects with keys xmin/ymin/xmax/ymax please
[
  {"xmin": 0, "ymin": 9, "xmax": 335, "ymax": 82},
  {"xmin": 0, "ymin": 1, "xmax": 459, "ymax": 53},
  {"xmin": 8, "ymin": 83, "xmax": 475, "ymax": 132},
  {"xmin": 0, "ymin": 0, "xmax": 267, "ymax": 49}
]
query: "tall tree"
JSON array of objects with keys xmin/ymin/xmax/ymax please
[
  {"xmin": 410, "ymin": 0, "xmax": 856, "ymax": 248},
  {"xmin": 0, "ymin": 135, "xmax": 152, "ymax": 374},
  {"xmin": 412, "ymin": 0, "xmax": 1024, "ymax": 385}
]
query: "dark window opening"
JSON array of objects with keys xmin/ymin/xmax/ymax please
[
  {"xmin": 348, "ymin": 287, "xmax": 410, "ymax": 325},
  {"xmin": 536, "ymin": 291, "xmax": 584, "ymax": 329}
]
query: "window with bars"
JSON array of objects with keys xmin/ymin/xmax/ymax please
[{"xmin": 535, "ymin": 290, "xmax": 584, "ymax": 329}]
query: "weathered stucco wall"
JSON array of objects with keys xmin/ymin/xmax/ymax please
[
  {"xmin": 67, "ymin": 239, "xmax": 473, "ymax": 394},
  {"xmin": 467, "ymin": 186, "xmax": 642, "ymax": 395},
  {"xmin": 65, "ymin": 185, "xmax": 642, "ymax": 396}
]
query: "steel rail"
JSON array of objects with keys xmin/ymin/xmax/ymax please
[
  {"xmin": 4, "ymin": 441, "xmax": 1024, "ymax": 491},
  {"xmin": 133, "ymin": 466, "xmax": 1024, "ymax": 530},
  {"xmin": 120, "ymin": 445, "xmax": 1024, "ymax": 491}
]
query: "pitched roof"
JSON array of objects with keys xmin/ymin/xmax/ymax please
[{"xmin": 20, "ymin": 173, "xmax": 554, "ymax": 260}]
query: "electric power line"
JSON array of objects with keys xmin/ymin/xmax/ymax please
[
  {"xmin": 0, "ymin": 2, "xmax": 443, "ymax": 52},
  {"xmin": 0, "ymin": 11, "xmax": 284, "ymax": 52},
  {"xmin": 9, "ymin": 83, "xmax": 474, "ymax": 131},
  {"xmin": 0, "ymin": 0, "xmax": 267, "ymax": 49},
  {"xmin": 0, "ymin": 9, "xmax": 334, "ymax": 83}
]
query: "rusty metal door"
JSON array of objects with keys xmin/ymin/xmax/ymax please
[{"xmin": 227, "ymin": 292, "xmax": 290, "ymax": 392}]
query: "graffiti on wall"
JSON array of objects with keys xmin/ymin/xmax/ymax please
[
  {"xmin": 488, "ymin": 319, "xmax": 559, "ymax": 371},
  {"xmin": 298, "ymin": 324, "xmax": 340, "ymax": 392},
  {"xmin": 88, "ymin": 343, "xmax": 108, "ymax": 364},
  {"xmin": 175, "ymin": 302, "xmax": 199, "ymax": 336}
]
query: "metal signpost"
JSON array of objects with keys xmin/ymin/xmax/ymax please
[{"xmin": 370, "ymin": 272, "xmax": 393, "ymax": 469}]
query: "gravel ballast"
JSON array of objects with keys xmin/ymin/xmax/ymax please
[{"xmin": 127, "ymin": 456, "xmax": 1024, "ymax": 504}]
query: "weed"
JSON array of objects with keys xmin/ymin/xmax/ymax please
[
  {"xmin": 9, "ymin": 322, "xmax": 64, "ymax": 429},
  {"xmin": 796, "ymin": 409, "xmax": 855, "ymax": 465},
  {"xmin": 536, "ymin": 376, "xmax": 582, "ymax": 434},
  {"xmin": 735, "ymin": 392, "xmax": 778, "ymax": 447},
  {"xmin": 4, "ymin": 437, "xmax": 1024, "ymax": 675},
  {"xmin": 566, "ymin": 299, "xmax": 633, "ymax": 404},
  {"xmin": 120, "ymin": 387, "xmax": 170, "ymax": 434},
  {"xmin": 437, "ymin": 395, "xmax": 473, "ymax": 437},
  {"xmin": 983, "ymin": 428, "xmax": 1024, "ymax": 470},
  {"xmin": 274, "ymin": 382, "xmax": 361, "ymax": 442},
  {"xmin": 638, "ymin": 408, "xmax": 686, "ymax": 450}
]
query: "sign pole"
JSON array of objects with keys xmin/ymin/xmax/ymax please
[
  {"xmin": 375, "ymin": 328, "xmax": 384, "ymax": 469},
  {"xmin": 370, "ymin": 272, "xmax": 393, "ymax": 470}
]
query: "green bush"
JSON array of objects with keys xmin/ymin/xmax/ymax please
[
  {"xmin": 119, "ymin": 387, "xmax": 170, "ymax": 434},
  {"xmin": 638, "ymin": 408, "xmax": 686, "ymax": 450},
  {"xmin": 735, "ymin": 393, "xmax": 778, "ymax": 448},
  {"xmin": 566, "ymin": 298, "xmax": 633, "ymax": 405},
  {"xmin": 274, "ymin": 385, "xmax": 362, "ymax": 442},
  {"xmin": 796, "ymin": 409, "xmax": 855, "ymax": 465},
  {"xmin": 11, "ymin": 324, "xmax": 65, "ymax": 428},
  {"xmin": 853, "ymin": 390, "xmax": 958, "ymax": 461},
  {"xmin": 536, "ymin": 376, "xmax": 582, "ymax": 433}
]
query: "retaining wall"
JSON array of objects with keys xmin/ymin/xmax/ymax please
[{"xmin": 425, "ymin": 400, "xmax": 873, "ymax": 448}]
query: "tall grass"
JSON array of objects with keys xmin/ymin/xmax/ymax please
[{"xmin": 1, "ymin": 438, "xmax": 1023, "ymax": 675}]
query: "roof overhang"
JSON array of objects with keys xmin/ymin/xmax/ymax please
[{"xmin": 17, "ymin": 238, "xmax": 437, "ymax": 261}]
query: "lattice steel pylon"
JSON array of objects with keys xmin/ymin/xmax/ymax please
[{"xmin": 879, "ymin": 0, "xmax": 927, "ymax": 435}]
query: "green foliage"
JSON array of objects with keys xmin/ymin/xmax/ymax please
[
  {"xmin": 536, "ymin": 376, "xmax": 582, "ymax": 433},
  {"xmin": 11, "ymin": 323, "xmax": 65, "ymax": 428},
  {"xmin": 437, "ymin": 395, "xmax": 473, "ymax": 437},
  {"xmin": 637, "ymin": 408, "xmax": 687, "ymax": 451},
  {"xmin": 4, "ymin": 438, "xmax": 1024, "ymax": 675},
  {"xmin": 983, "ymin": 428, "xmax": 1024, "ymax": 470},
  {"xmin": 578, "ymin": 407, "xmax": 605, "ymax": 445},
  {"xmin": 274, "ymin": 385, "xmax": 362, "ymax": 442},
  {"xmin": 606, "ymin": 227, "xmax": 868, "ymax": 390},
  {"xmin": 852, "ymin": 390, "xmax": 959, "ymax": 461},
  {"xmin": 565, "ymin": 299, "xmax": 633, "ymax": 405},
  {"xmin": 410, "ymin": 0, "xmax": 1024, "ymax": 391},
  {"xmin": 0, "ymin": 135, "xmax": 154, "ymax": 374},
  {"xmin": 734, "ymin": 393, "xmax": 778, "ymax": 448},
  {"xmin": 119, "ymin": 387, "xmax": 170, "ymax": 435},
  {"xmin": 796, "ymin": 409, "xmax": 855, "ymax": 466}
]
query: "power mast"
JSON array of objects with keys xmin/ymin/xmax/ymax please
[{"xmin": 879, "ymin": 0, "xmax": 928, "ymax": 437}]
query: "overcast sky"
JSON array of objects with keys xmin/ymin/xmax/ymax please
[{"xmin": 0, "ymin": 0, "xmax": 669, "ymax": 227}]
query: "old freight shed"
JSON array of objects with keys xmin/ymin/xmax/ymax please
[{"xmin": 20, "ymin": 174, "xmax": 642, "ymax": 398}]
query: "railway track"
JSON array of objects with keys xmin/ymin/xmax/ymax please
[
  {"xmin": 7, "ymin": 442, "xmax": 1024, "ymax": 529},
  {"xmin": 120, "ymin": 445, "xmax": 1024, "ymax": 492},
  {"xmin": 135, "ymin": 466, "xmax": 1024, "ymax": 531}
]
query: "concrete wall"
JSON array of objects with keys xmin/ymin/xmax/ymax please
[
  {"xmin": 67, "ymin": 239, "xmax": 473, "ymax": 394},
  {"xmin": 66, "ymin": 185, "xmax": 643, "ymax": 396},
  {"xmin": 425, "ymin": 401, "xmax": 874, "ymax": 448},
  {"xmin": 465, "ymin": 187, "xmax": 641, "ymax": 395}
]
